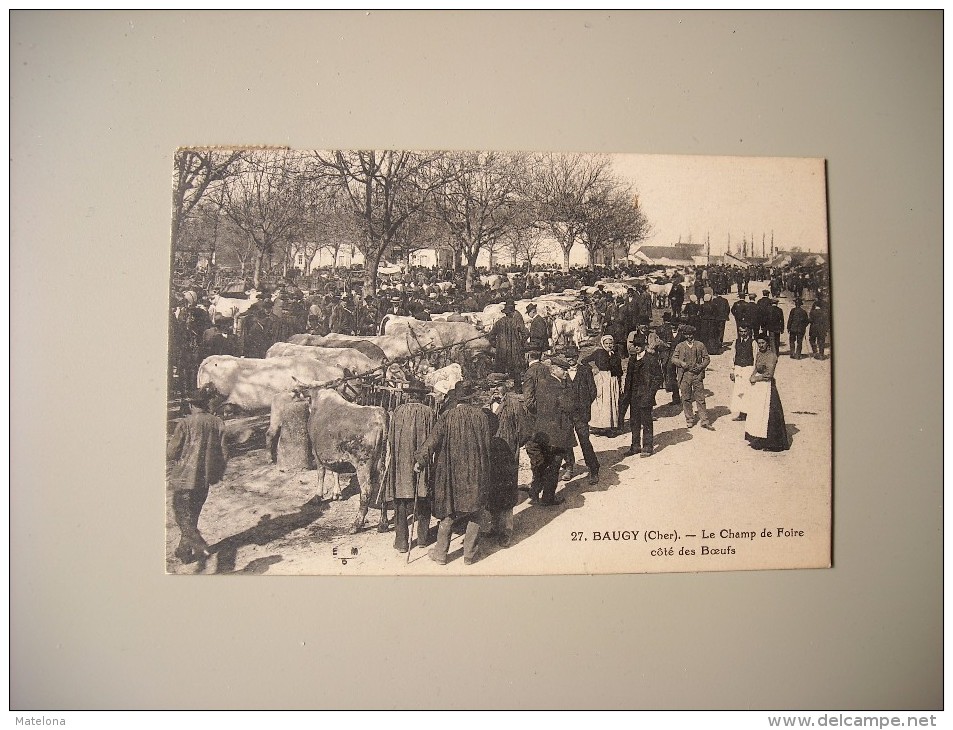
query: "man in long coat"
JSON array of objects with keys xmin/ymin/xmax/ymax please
[
  {"xmin": 668, "ymin": 279, "xmax": 685, "ymax": 318},
  {"xmin": 488, "ymin": 301, "xmax": 528, "ymax": 386},
  {"xmin": 524, "ymin": 356, "xmax": 577, "ymax": 506},
  {"xmin": 167, "ymin": 388, "xmax": 229, "ymax": 564},
  {"xmin": 621, "ymin": 335, "xmax": 663, "ymax": 457},
  {"xmin": 414, "ymin": 382, "xmax": 491, "ymax": 565},
  {"xmin": 385, "ymin": 386, "xmax": 435, "ymax": 554},
  {"xmin": 526, "ymin": 303, "xmax": 550, "ymax": 353},
  {"xmin": 560, "ymin": 347, "xmax": 600, "ymax": 485},
  {"xmin": 808, "ymin": 299, "xmax": 830, "ymax": 359},
  {"xmin": 786, "ymin": 298, "xmax": 810, "ymax": 359},
  {"xmin": 712, "ymin": 291, "xmax": 731, "ymax": 353}
]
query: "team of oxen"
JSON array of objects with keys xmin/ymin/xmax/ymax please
[{"xmin": 190, "ymin": 288, "xmax": 597, "ymax": 535}]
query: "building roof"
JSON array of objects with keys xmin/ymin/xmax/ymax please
[{"xmin": 634, "ymin": 244, "xmax": 706, "ymax": 260}]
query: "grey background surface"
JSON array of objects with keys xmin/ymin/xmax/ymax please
[{"xmin": 10, "ymin": 10, "xmax": 942, "ymax": 709}]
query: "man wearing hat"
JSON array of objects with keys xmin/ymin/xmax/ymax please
[
  {"xmin": 414, "ymin": 381, "xmax": 492, "ymax": 565},
  {"xmin": 808, "ymin": 298, "xmax": 830, "ymax": 360},
  {"xmin": 525, "ymin": 303, "xmax": 550, "ymax": 353},
  {"xmin": 167, "ymin": 387, "xmax": 229, "ymax": 564},
  {"xmin": 385, "ymin": 383, "xmax": 435, "ymax": 554},
  {"xmin": 621, "ymin": 335, "xmax": 663, "ymax": 456},
  {"xmin": 525, "ymin": 355, "xmax": 577, "ymax": 505},
  {"xmin": 378, "ymin": 296, "xmax": 406, "ymax": 335},
  {"xmin": 755, "ymin": 289, "xmax": 774, "ymax": 339},
  {"xmin": 730, "ymin": 324, "xmax": 756, "ymax": 420},
  {"xmin": 559, "ymin": 347, "xmax": 600, "ymax": 485},
  {"xmin": 786, "ymin": 298, "xmax": 810, "ymax": 359},
  {"xmin": 671, "ymin": 325, "xmax": 715, "ymax": 431},
  {"xmin": 488, "ymin": 300, "xmax": 528, "ymax": 388},
  {"xmin": 766, "ymin": 297, "xmax": 785, "ymax": 354},
  {"xmin": 329, "ymin": 292, "xmax": 357, "ymax": 335},
  {"xmin": 668, "ymin": 276, "xmax": 685, "ymax": 319}
]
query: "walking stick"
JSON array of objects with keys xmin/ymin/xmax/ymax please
[{"xmin": 408, "ymin": 469, "xmax": 420, "ymax": 564}]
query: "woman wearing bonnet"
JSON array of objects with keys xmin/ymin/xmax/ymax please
[{"xmin": 583, "ymin": 334, "xmax": 623, "ymax": 434}]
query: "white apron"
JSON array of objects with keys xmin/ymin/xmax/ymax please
[
  {"xmin": 590, "ymin": 370, "xmax": 620, "ymax": 430},
  {"xmin": 744, "ymin": 380, "xmax": 772, "ymax": 439},
  {"xmin": 730, "ymin": 364, "xmax": 755, "ymax": 414}
]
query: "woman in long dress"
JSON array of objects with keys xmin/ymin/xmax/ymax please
[
  {"xmin": 584, "ymin": 334, "xmax": 623, "ymax": 434},
  {"xmin": 744, "ymin": 334, "xmax": 791, "ymax": 451}
]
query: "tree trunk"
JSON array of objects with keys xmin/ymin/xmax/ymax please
[
  {"xmin": 364, "ymin": 247, "xmax": 384, "ymax": 296},
  {"xmin": 562, "ymin": 246, "xmax": 571, "ymax": 272},
  {"xmin": 465, "ymin": 256, "xmax": 478, "ymax": 293},
  {"xmin": 253, "ymin": 250, "xmax": 264, "ymax": 289}
]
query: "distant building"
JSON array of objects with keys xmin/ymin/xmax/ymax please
[{"xmin": 629, "ymin": 243, "xmax": 706, "ymax": 267}]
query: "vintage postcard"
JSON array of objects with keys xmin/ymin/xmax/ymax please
[{"xmin": 166, "ymin": 149, "xmax": 831, "ymax": 575}]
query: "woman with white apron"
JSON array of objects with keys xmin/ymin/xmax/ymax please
[
  {"xmin": 584, "ymin": 334, "xmax": 623, "ymax": 434},
  {"xmin": 744, "ymin": 334, "xmax": 791, "ymax": 451}
]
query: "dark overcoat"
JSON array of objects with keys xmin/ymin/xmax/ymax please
[
  {"xmin": 384, "ymin": 402, "xmax": 435, "ymax": 502},
  {"xmin": 167, "ymin": 412, "xmax": 229, "ymax": 491},
  {"xmin": 489, "ymin": 314, "xmax": 527, "ymax": 371},
  {"xmin": 622, "ymin": 352, "xmax": 663, "ymax": 408},
  {"xmin": 487, "ymin": 437, "xmax": 519, "ymax": 512},
  {"xmin": 528, "ymin": 373, "xmax": 577, "ymax": 450},
  {"xmin": 415, "ymin": 403, "xmax": 491, "ymax": 519}
]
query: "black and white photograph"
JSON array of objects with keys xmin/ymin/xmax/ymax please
[{"xmin": 166, "ymin": 149, "xmax": 831, "ymax": 575}]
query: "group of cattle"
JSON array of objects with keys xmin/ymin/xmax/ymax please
[{"xmin": 185, "ymin": 285, "xmax": 610, "ymax": 534}]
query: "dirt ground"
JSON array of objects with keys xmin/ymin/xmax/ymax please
[{"xmin": 166, "ymin": 281, "xmax": 832, "ymax": 576}]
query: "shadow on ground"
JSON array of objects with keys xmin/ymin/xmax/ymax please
[{"xmin": 210, "ymin": 494, "xmax": 331, "ymax": 573}]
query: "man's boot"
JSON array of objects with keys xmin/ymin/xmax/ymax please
[
  {"xmin": 429, "ymin": 518, "xmax": 453, "ymax": 565},
  {"xmin": 463, "ymin": 520, "xmax": 481, "ymax": 565}
]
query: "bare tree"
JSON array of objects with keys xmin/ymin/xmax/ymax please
[
  {"xmin": 531, "ymin": 152, "xmax": 615, "ymax": 272},
  {"xmin": 500, "ymin": 224, "xmax": 555, "ymax": 272},
  {"xmin": 432, "ymin": 151, "xmax": 529, "ymax": 291},
  {"xmin": 170, "ymin": 149, "xmax": 244, "ymax": 254},
  {"xmin": 221, "ymin": 150, "xmax": 308, "ymax": 288},
  {"xmin": 311, "ymin": 150, "xmax": 448, "ymax": 294},
  {"xmin": 579, "ymin": 184, "xmax": 651, "ymax": 268}
]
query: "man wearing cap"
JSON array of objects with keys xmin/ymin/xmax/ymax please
[
  {"xmin": 559, "ymin": 347, "xmax": 600, "ymax": 485},
  {"xmin": 488, "ymin": 301, "xmax": 528, "ymax": 388},
  {"xmin": 621, "ymin": 335, "xmax": 663, "ymax": 456},
  {"xmin": 524, "ymin": 356, "xmax": 577, "ymax": 505},
  {"xmin": 414, "ymin": 381, "xmax": 491, "ymax": 565},
  {"xmin": 167, "ymin": 388, "xmax": 229, "ymax": 564},
  {"xmin": 786, "ymin": 298, "xmax": 809, "ymax": 359},
  {"xmin": 671, "ymin": 325, "xmax": 715, "ymax": 431},
  {"xmin": 385, "ymin": 383, "xmax": 435, "ymax": 554}
]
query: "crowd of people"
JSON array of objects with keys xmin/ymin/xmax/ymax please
[{"xmin": 167, "ymin": 261, "xmax": 831, "ymax": 567}]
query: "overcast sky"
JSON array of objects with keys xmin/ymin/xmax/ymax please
[{"xmin": 609, "ymin": 153, "xmax": 829, "ymax": 256}]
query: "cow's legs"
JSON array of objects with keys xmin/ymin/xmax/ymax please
[{"xmin": 349, "ymin": 463, "xmax": 373, "ymax": 534}]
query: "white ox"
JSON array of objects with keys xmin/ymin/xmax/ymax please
[
  {"xmin": 319, "ymin": 330, "xmax": 441, "ymax": 361},
  {"xmin": 382, "ymin": 317, "xmax": 489, "ymax": 351},
  {"xmin": 197, "ymin": 355, "xmax": 347, "ymax": 412},
  {"xmin": 265, "ymin": 343, "xmax": 379, "ymax": 375},
  {"xmin": 421, "ymin": 362, "xmax": 463, "ymax": 395},
  {"xmin": 208, "ymin": 290, "xmax": 261, "ymax": 323},
  {"xmin": 648, "ymin": 280, "xmax": 674, "ymax": 308},
  {"xmin": 551, "ymin": 310, "xmax": 588, "ymax": 349}
]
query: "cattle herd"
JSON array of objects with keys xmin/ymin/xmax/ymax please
[{"xmin": 168, "ymin": 261, "xmax": 829, "ymax": 538}]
